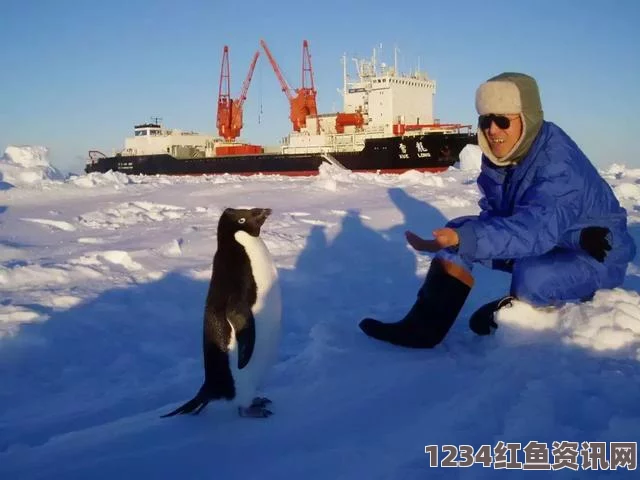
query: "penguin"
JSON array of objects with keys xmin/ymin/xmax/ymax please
[{"xmin": 162, "ymin": 207, "xmax": 282, "ymax": 418}]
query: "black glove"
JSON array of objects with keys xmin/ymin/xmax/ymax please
[{"xmin": 579, "ymin": 226, "xmax": 611, "ymax": 262}]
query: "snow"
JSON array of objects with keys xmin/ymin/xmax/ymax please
[
  {"xmin": 0, "ymin": 146, "xmax": 64, "ymax": 187},
  {"xmin": 458, "ymin": 144, "xmax": 483, "ymax": 171},
  {"xmin": 1, "ymin": 148, "xmax": 639, "ymax": 479}
]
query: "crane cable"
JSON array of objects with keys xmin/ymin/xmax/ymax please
[{"xmin": 258, "ymin": 58, "xmax": 263, "ymax": 124}]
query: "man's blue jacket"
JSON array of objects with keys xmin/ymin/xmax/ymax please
[{"xmin": 454, "ymin": 121, "xmax": 636, "ymax": 287}]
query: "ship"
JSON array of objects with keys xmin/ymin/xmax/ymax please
[{"xmin": 85, "ymin": 42, "xmax": 477, "ymax": 176}]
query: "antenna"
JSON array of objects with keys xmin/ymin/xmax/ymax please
[
  {"xmin": 352, "ymin": 58, "xmax": 361, "ymax": 80},
  {"xmin": 151, "ymin": 116, "xmax": 163, "ymax": 125},
  {"xmin": 394, "ymin": 45, "xmax": 398, "ymax": 76},
  {"xmin": 372, "ymin": 46, "xmax": 377, "ymax": 75},
  {"xmin": 342, "ymin": 53, "xmax": 347, "ymax": 96}
]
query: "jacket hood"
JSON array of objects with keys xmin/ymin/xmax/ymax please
[{"xmin": 475, "ymin": 72, "xmax": 544, "ymax": 166}]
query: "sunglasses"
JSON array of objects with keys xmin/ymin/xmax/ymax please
[{"xmin": 478, "ymin": 114, "xmax": 517, "ymax": 130}]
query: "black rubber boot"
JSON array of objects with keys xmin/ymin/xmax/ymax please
[
  {"xmin": 359, "ymin": 259, "xmax": 472, "ymax": 348},
  {"xmin": 469, "ymin": 296, "xmax": 514, "ymax": 335}
]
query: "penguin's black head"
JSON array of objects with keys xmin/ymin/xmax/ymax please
[{"xmin": 218, "ymin": 207, "xmax": 272, "ymax": 238}]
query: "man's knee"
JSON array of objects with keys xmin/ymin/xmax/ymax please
[
  {"xmin": 511, "ymin": 258, "xmax": 556, "ymax": 306},
  {"xmin": 511, "ymin": 253, "xmax": 603, "ymax": 306}
]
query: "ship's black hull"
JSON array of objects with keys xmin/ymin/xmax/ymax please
[{"xmin": 85, "ymin": 132, "xmax": 477, "ymax": 176}]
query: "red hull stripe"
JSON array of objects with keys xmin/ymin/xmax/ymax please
[{"xmin": 161, "ymin": 167, "xmax": 448, "ymax": 177}]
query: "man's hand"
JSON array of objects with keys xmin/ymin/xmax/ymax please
[
  {"xmin": 405, "ymin": 228, "xmax": 459, "ymax": 253},
  {"xmin": 579, "ymin": 226, "xmax": 612, "ymax": 262}
]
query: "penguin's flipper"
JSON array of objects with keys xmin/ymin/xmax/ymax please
[{"xmin": 227, "ymin": 307, "xmax": 256, "ymax": 369}]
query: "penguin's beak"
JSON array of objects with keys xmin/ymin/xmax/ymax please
[{"xmin": 253, "ymin": 208, "xmax": 272, "ymax": 227}]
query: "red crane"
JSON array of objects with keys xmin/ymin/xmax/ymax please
[
  {"xmin": 260, "ymin": 39, "xmax": 318, "ymax": 132},
  {"xmin": 216, "ymin": 46, "xmax": 260, "ymax": 142}
]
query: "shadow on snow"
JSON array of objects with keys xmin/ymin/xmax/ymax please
[{"xmin": 1, "ymin": 188, "xmax": 639, "ymax": 479}]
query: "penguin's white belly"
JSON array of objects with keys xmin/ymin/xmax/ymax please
[{"xmin": 228, "ymin": 231, "xmax": 282, "ymax": 407}]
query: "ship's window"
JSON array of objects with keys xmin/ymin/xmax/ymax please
[{"xmin": 135, "ymin": 130, "xmax": 147, "ymax": 136}]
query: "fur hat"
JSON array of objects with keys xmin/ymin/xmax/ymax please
[{"xmin": 475, "ymin": 72, "xmax": 544, "ymax": 166}]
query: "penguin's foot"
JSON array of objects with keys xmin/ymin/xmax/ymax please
[
  {"xmin": 251, "ymin": 396, "xmax": 272, "ymax": 408},
  {"xmin": 238, "ymin": 404, "xmax": 273, "ymax": 418}
]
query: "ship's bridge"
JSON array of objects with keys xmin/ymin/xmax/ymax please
[
  {"xmin": 122, "ymin": 122, "xmax": 218, "ymax": 158},
  {"xmin": 133, "ymin": 123, "xmax": 163, "ymax": 137}
]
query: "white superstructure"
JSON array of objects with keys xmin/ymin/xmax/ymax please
[
  {"xmin": 343, "ymin": 50, "xmax": 436, "ymax": 128},
  {"xmin": 282, "ymin": 47, "xmax": 462, "ymax": 155},
  {"xmin": 119, "ymin": 123, "xmax": 219, "ymax": 158}
]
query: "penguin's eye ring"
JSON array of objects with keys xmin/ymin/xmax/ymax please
[{"xmin": 238, "ymin": 218, "xmax": 246, "ymax": 224}]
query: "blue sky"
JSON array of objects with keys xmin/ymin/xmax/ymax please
[{"xmin": 1, "ymin": 0, "xmax": 639, "ymax": 174}]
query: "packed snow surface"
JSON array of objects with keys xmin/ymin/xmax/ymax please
[{"xmin": 1, "ymin": 146, "xmax": 639, "ymax": 478}]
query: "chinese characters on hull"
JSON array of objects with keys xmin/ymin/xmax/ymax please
[{"xmin": 398, "ymin": 141, "xmax": 432, "ymax": 160}]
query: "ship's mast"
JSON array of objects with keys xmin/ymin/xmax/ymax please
[
  {"xmin": 394, "ymin": 46, "xmax": 398, "ymax": 76},
  {"xmin": 342, "ymin": 53, "xmax": 347, "ymax": 97},
  {"xmin": 352, "ymin": 58, "xmax": 361, "ymax": 81},
  {"xmin": 372, "ymin": 47, "xmax": 377, "ymax": 76}
]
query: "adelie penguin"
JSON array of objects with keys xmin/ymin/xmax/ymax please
[{"xmin": 163, "ymin": 207, "xmax": 282, "ymax": 418}]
